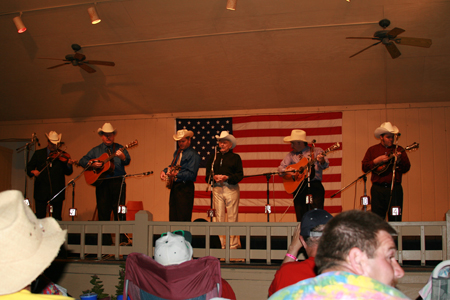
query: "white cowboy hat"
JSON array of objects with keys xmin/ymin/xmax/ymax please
[
  {"xmin": 215, "ymin": 131, "xmax": 237, "ymax": 149},
  {"xmin": 97, "ymin": 123, "xmax": 117, "ymax": 135},
  {"xmin": 173, "ymin": 129, "xmax": 194, "ymax": 141},
  {"xmin": 374, "ymin": 122, "xmax": 399, "ymax": 139},
  {"xmin": 0, "ymin": 190, "xmax": 66, "ymax": 295},
  {"xmin": 283, "ymin": 129, "xmax": 307, "ymax": 143},
  {"xmin": 45, "ymin": 131, "xmax": 62, "ymax": 145}
]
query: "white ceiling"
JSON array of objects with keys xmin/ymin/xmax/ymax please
[{"xmin": 1, "ymin": 0, "xmax": 449, "ymax": 122}]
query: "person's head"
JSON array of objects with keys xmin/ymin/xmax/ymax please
[
  {"xmin": 374, "ymin": 122, "xmax": 399, "ymax": 147},
  {"xmin": 215, "ymin": 131, "xmax": 236, "ymax": 154},
  {"xmin": 0, "ymin": 190, "xmax": 66, "ymax": 295},
  {"xmin": 300, "ymin": 209, "xmax": 333, "ymax": 249},
  {"xmin": 45, "ymin": 131, "xmax": 61, "ymax": 151},
  {"xmin": 283, "ymin": 130, "xmax": 308, "ymax": 152},
  {"xmin": 98, "ymin": 123, "xmax": 117, "ymax": 146},
  {"xmin": 173, "ymin": 129, "xmax": 194, "ymax": 150},
  {"xmin": 315, "ymin": 210, "xmax": 404, "ymax": 287},
  {"xmin": 154, "ymin": 230, "xmax": 193, "ymax": 266}
]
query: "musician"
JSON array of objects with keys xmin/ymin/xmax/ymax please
[
  {"xmin": 278, "ymin": 130, "xmax": 329, "ymax": 222},
  {"xmin": 79, "ymin": 123, "xmax": 131, "ymax": 225},
  {"xmin": 27, "ymin": 131, "xmax": 74, "ymax": 220},
  {"xmin": 205, "ymin": 131, "xmax": 243, "ymax": 249},
  {"xmin": 362, "ymin": 122, "xmax": 411, "ymax": 221},
  {"xmin": 160, "ymin": 129, "xmax": 200, "ymax": 221}
]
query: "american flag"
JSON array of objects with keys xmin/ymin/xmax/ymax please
[{"xmin": 177, "ymin": 112, "xmax": 343, "ymax": 215}]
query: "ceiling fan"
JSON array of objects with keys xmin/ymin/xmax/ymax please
[
  {"xmin": 346, "ymin": 19, "xmax": 432, "ymax": 59},
  {"xmin": 39, "ymin": 44, "xmax": 115, "ymax": 73}
]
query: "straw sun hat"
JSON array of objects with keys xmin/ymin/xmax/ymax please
[{"xmin": 0, "ymin": 190, "xmax": 66, "ymax": 295}]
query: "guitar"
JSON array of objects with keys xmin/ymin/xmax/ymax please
[
  {"xmin": 84, "ymin": 140, "xmax": 138, "ymax": 186},
  {"xmin": 164, "ymin": 149, "xmax": 182, "ymax": 189},
  {"xmin": 373, "ymin": 142, "xmax": 419, "ymax": 175},
  {"xmin": 282, "ymin": 142, "xmax": 340, "ymax": 194}
]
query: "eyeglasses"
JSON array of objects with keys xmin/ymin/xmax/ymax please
[{"xmin": 161, "ymin": 230, "xmax": 185, "ymax": 238}]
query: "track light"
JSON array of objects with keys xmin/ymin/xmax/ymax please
[
  {"xmin": 226, "ymin": 0, "xmax": 237, "ymax": 10},
  {"xmin": 13, "ymin": 14, "xmax": 26, "ymax": 33},
  {"xmin": 87, "ymin": 6, "xmax": 101, "ymax": 24}
]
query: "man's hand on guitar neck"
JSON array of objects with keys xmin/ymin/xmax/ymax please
[
  {"xmin": 317, "ymin": 153, "xmax": 325, "ymax": 165},
  {"xmin": 116, "ymin": 150, "xmax": 126, "ymax": 161}
]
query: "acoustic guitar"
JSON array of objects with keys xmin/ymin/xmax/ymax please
[
  {"xmin": 84, "ymin": 140, "xmax": 138, "ymax": 186},
  {"xmin": 373, "ymin": 142, "xmax": 419, "ymax": 175},
  {"xmin": 282, "ymin": 142, "xmax": 340, "ymax": 194}
]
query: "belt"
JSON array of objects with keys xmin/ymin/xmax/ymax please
[{"xmin": 373, "ymin": 182, "xmax": 401, "ymax": 188}]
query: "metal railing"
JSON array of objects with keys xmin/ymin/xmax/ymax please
[{"xmin": 59, "ymin": 210, "xmax": 450, "ymax": 265}]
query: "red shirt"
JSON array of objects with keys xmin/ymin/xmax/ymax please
[
  {"xmin": 221, "ymin": 278, "xmax": 236, "ymax": 300},
  {"xmin": 268, "ymin": 256, "xmax": 317, "ymax": 297}
]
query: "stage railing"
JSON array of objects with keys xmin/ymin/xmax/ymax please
[{"xmin": 59, "ymin": 210, "xmax": 450, "ymax": 265}]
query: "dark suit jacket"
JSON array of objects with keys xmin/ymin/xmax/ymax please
[{"xmin": 27, "ymin": 148, "xmax": 73, "ymax": 203}]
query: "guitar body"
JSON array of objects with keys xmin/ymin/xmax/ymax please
[
  {"xmin": 281, "ymin": 142, "xmax": 341, "ymax": 194},
  {"xmin": 84, "ymin": 153, "xmax": 112, "ymax": 186},
  {"xmin": 282, "ymin": 157, "xmax": 309, "ymax": 194},
  {"xmin": 82, "ymin": 140, "xmax": 138, "ymax": 186},
  {"xmin": 165, "ymin": 165, "xmax": 181, "ymax": 189}
]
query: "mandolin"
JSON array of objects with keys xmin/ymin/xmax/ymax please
[
  {"xmin": 84, "ymin": 140, "xmax": 138, "ymax": 186},
  {"xmin": 373, "ymin": 142, "xmax": 419, "ymax": 175},
  {"xmin": 282, "ymin": 142, "xmax": 340, "ymax": 194}
]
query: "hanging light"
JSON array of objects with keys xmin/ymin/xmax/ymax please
[
  {"xmin": 87, "ymin": 6, "xmax": 101, "ymax": 24},
  {"xmin": 13, "ymin": 14, "xmax": 27, "ymax": 33},
  {"xmin": 226, "ymin": 0, "xmax": 237, "ymax": 10}
]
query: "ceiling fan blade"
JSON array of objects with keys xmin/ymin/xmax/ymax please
[
  {"xmin": 78, "ymin": 64, "xmax": 96, "ymax": 73},
  {"xmin": 85, "ymin": 60, "xmax": 115, "ymax": 66},
  {"xmin": 74, "ymin": 53, "xmax": 86, "ymax": 61},
  {"xmin": 346, "ymin": 37, "xmax": 379, "ymax": 40},
  {"xmin": 387, "ymin": 27, "xmax": 405, "ymax": 37},
  {"xmin": 395, "ymin": 37, "xmax": 432, "ymax": 48},
  {"xmin": 349, "ymin": 41, "xmax": 381, "ymax": 58},
  {"xmin": 385, "ymin": 42, "xmax": 401, "ymax": 59},
  {"xmin": 37, "ymin": 57, "xmax": 66, "ymax": 61},
  {"xmin": 47, "ymin": 63, "xmax": 70, "ymax": 69}
]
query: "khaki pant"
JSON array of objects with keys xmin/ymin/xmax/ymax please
[{"xmin": 212, "ymin": 183, "xmax": 240, "ymax": 249}]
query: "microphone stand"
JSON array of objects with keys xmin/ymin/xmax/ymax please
[
  {"xmin": 388, "ymin": 134, "xmax": 401, "ymax": 220},
  {"xmin": 17, "ymin": 134, "xmax": 39, "ymax": 201},
  {"xmin": 48, "ymin": 162, "xmax": 93, "ymax": 219},
  {"xmin": 206, "ymin": 146, "xmax": 218, "ymax": 221},
  {"xmin": 243, "ymin": 171, "xmax": 279, "ymax": 222}
]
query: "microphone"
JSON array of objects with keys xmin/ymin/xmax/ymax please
[
  {"xmin": 143, "ymin": 171, "xmax": 153, "ymax": 176},
  {"xmin": 311, "ymin": 139, "xmax": 316, "ymax": 143},
  {"xmin": 33, "ymin": 133, "xmax": 40, "ymax": 146},
  {"xmin": 396, "ymin": 133, "xmax": 401, "ymax": 136}
]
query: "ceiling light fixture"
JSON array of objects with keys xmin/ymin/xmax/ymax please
[
  {"xmin": 13, "ymin": 13, "xmax": 26, "ymax": 33},
  {"xmin": 87, "ymin": 5, "xmax": 101, "ymax": 24},
  {"xmin": 226, "ymin": 0, "xmax": 237, "ymax": 10}
]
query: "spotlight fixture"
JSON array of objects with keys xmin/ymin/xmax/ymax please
[
  {"xmin": 226, "ymin": 0, "xmax": 237, "ymax": 10},
  {"xmin": 87, "ymin": 6, "xmax": 101, "ymax": 24},
  {"xmin": 13, "ymin": 14, "xmax": 27, "ymax": 33}
]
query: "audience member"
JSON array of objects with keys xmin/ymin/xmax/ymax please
[
  {"xmin": 269, "ymin": 210, "xmax": 409, "ymax": 300},
  {"xmin": 268, "ymin": 209, "xmax": 332, "ymax": 297},
  {"xmin": 0, "ymin": 190, "xmax": 71, "ymax": 300},
  {"xmin": 155, "ymin": 231, "xmax": 236, "ymax": 300}
]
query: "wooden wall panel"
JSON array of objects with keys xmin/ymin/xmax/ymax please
[
  {"xmin": 1, "ymin": 102, "xmax": 450, "ymax": 222},
  {"xmin": 0, "ymin": 145, "xmax": 12, "ymax": 192},
  {"xmin": 404, "ymin": 108, "xmax": 422, "ymax": 221}
]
